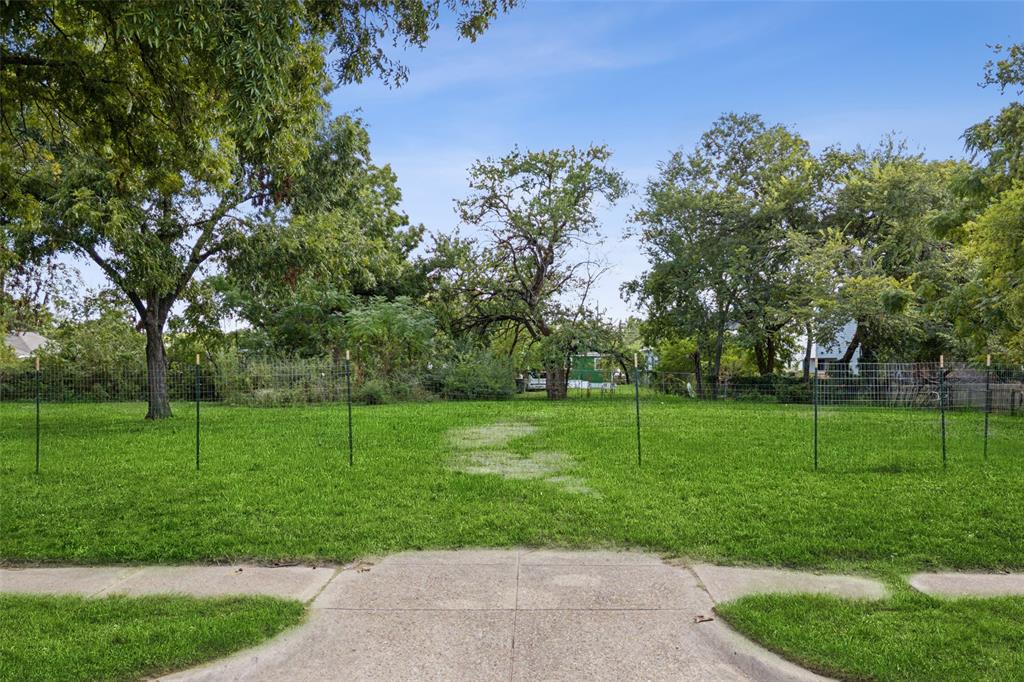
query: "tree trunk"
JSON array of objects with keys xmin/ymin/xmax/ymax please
[
  {"xmin": 618, "ymin": 358, "xmax": 631, "ymax": 384},
  {"xmin": 144, "ymin": 316, "xmax": 172, "ymax": 419},
  {"xmin": 692, "ymin": 350, "xmax": 703, "ymax": 399},
  {"xmin": 802, "ymin": 324, "xmax": 813, "ymax": 382},
  {"xmin": 753, "ymin": 335, "xmax": 778, "ymax": 376},
  {"xmin": 754, "ymin": 341, "xmax": 769, "ymax": 376},
  {"xmin": 840, "ymin": 324, "xmax": 862, "ymax": 365},
  {"xmin": 711, "ymin": 326, "xmax": 725, "ymax": 400},
  {"xmin": 546, "ymin": 364, "xmax": 567, "ymax": 400}
]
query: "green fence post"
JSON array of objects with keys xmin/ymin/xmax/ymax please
[
  {"xmin": 195, "ymin": 353, "xmax": 201, "ymax": 471},
  {"xmin": 346, "ymin": 350, "xmax": 353, "ymax": 466},
  {"xmin": 939, "ymin": 356, "xmax": 947, "ymax": 469},
  {"xmin": 633, "ymin": 353, "xmax": 641, "ymax": 467},
  {"xmin": 984, "ymin": 354, "xmax": 991, "ymax": 461},
  {"xmin": 813, "ymin": 360, "xmax": 819, "ymax": 471},
  {"xmin": 35, "ymin": 355, "xmax": 40, "ymax": 474}
]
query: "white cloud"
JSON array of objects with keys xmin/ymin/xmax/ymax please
[{"xmin": 339, "ymin": 1, "xmax": 797, "ymax": 101}]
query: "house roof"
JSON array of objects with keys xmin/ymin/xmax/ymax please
[{"xmin": 4, "ymin": 331, "xmax": 50, "ymax": 359}]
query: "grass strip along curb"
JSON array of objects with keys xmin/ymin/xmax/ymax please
[
  {"xmin": 0, "ymin": 593, "xmax": 305, "ymax": 682},
  {"xmin": 716, "ymin": 590, "xmax": 1024, "ymax": 682}
]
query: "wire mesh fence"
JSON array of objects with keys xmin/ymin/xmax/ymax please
[
  {"xmin": 0, "ymin": 358, "xmax": 351, "ymax": 405},
  {"xmin": 638, "ymin": 361, "xmax": 1024, "ymax": 471},
  {"xmin": 0, "ymin": 357, "xmax": 1021, "ymax": 475},
  {"xmin": 0, "ymin": 362, "xmax": 639, "ymax": 407},
  {"xmin": 0, "ymin": 357, "xmax": 359, "ymax": 473},
  {"xmin": 639, "ymin": 362, "xmax": 1024, "ymax": 411}
]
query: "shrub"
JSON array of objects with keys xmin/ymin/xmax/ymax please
[
  {"xmin": 724, "ymin": 375, "xmax": 811, "ymax": 403},
  {"xmin": 775, "ymin": 378, "xmax": 812, "ymax": 404},
  {"xmin": 354, "ymin": 378, "xmax": 390, "ymax": 405},
  {"xmin": 432, "ymin": 350, "xmax": 516, "ymax": 400}
]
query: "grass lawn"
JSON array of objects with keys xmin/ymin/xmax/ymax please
[
  {"xmin": 716, "ymin": 590, "xmax": 1024, "ymax": 682},
  {"xmin": 1, "ymin": 395, "xmax": 1021, "ymax": 573},
  {"xmin": 0, "ymin": 593, "xmax": 305, "ymax": 682}
]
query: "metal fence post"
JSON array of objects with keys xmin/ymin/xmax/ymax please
[
  {"xmin": 813, "ymin": 360, "xmax": 819, "ymax": 471},
  {"xmin": 633, "ymin": 353, "xmax": 641, "ymax": 467},
  {"xmin": 983, "ymin": 354, "xmax": 991, "ymax": 461},
  {"xmin": 35, "ymin": 355, "xmax": 40, "ymax": 474},
  {"xmin": 346, "ymin": 350, "xmax": 353, "ymax": 466},
  {"xmin": 195, "ymin": 353, "xmax": 201, "ymax": 471},
  {"xmin": 939, "ymin": 356, "xmax": 947, "ymax": 469}
]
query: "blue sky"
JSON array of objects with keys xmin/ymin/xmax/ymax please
[{"xmin": 332, "ymin": 0, "xmax": 1024, "ymax": 320}]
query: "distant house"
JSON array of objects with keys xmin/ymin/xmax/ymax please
[
  {"xmin": 640, "ymin": 347, "xmax": 658, "ymax": 371},
  {"xmin": 3, "ymin": 331, "xmax": 51, "ymax": 359},
  {"xmin": 792, "ymin": 321, "xmax": 861, "ymax": 372},
  {"xmin": 569, "ymin": 352, "xmax": 606, "ymax": 382},
  {"xmin": 568, "ymin": 349, "xmax": 657, "ymax": 385},
  {"xmin": 567, "ymin": 353, "xmax": 618, "ymax": 391}
]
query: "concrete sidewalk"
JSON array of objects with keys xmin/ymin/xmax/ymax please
[
  {"xmin": 3, "ymin": 550, "xmax": 889, "ymax": 681},
  {"xmin": 909, "ymin": 571, "xmax": 1024, "ymax": 597},
  {"xmin": 160, "ymin": 550, "xmax": 835, "ymax": 682},
  {"xmin": 0, "ymin": 564, "xmax": 336, "ymax": 601},
  {"xmin": 6, "ymin": 553, "xmax": 1020, "ymax": 680}
]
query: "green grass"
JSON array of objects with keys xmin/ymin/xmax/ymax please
[
  {"xmin": 716, "ymin": 591, "xmax": 1024, "ymax": 681},
  {"xmin": 1, "ymin": 396, "xmax": 1022, "ymax": 573},
  {"xmin": 0, "ymin": 593, "xmax": 305, "ymax": 682}
]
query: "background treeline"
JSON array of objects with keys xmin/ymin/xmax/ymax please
[{"xmin": 2, "ymin": 5, "xmax": 1022, "ymax": 413}]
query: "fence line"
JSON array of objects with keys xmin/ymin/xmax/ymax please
[
  {"xmin": 1, "ymin": 358, "xmax": 1020, "ymax": 475},
  {"xmin": 5, "ymin": 358, "xmax": 1021, "ymax": 409},
  {"xmin": 640, "ymin": 362, "xmax": 1024, "ymax": 412}
]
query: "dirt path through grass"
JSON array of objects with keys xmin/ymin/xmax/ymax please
[{"xmin": 447, "ymin": 421, "xmax": 596, "ymax": 494}]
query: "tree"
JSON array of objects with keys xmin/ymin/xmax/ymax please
[
  {"xmin": 959, "ymin": 187, "xmax": 1024, "ymax": 357},
  {"xmin": 652, "ymin": 336, "xmax": 758, "ymax": 397},
  {"xmin": 601, "ymin": 317, "xmax": 645, "ymax": 383},
  {"xmin": 2, "ymin": 1, "xmax": 512, "ymax": 418},
  {"xmin": 626, "ymin": 114, "xmax": 820, "ymax": 394},
  {"xmin": 816, "ymin": 142, "xmax": 963, "ymax": 363},
  {"xmin": 345, "ymin": 297, "xmax": 435, "ymax": 383},
  {"xmin": 432, "ymin": 146, "xmax": 628, "ymax": 399},
  {"xmin": 220, "ymin": 116, "xmax": 424, "ymax": 360},
  {"xmin": 951, "ymin": 43, "xmax": 1024, "ymax": 359},
  {"xmin": 27, "ymin": 136, "xmax": 288, "ymax": 418},
  {"xmin": 1, "ymin": 1, "xmax": 514, "ymax": 182}
]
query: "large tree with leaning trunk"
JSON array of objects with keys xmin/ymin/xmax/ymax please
[{"xmin": 432, "ymin": 146, "xmax": 628, "ymax": 399}]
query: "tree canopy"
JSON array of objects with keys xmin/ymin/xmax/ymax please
[
  {"xmin": 219, "ymin": 116, "xmax": 424, "ymax": 359},
  {"xmin": 1, "ymin": 0, "xmax": 513, "ymax": 417},
  {"xmin": 432, "ymin": 145, "xmax": 628, "ymax": 398},
  {"xmin": 5, "ymin": 27, "xmax": 1024, "ymax": 412},
  {"xmin": 625, "ymin": 114, "xmax": 822, "ymax": 390},
  {"xmin": 1, "ymin": 0, "xmax": 513, "ymax": 182},
  {"xmin": 954, "ymin": 43, "xmax": 1024, "ymax": 357}
]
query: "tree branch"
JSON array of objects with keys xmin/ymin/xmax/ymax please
[
  {"xmin": 81, "ymin": 243, "xmax": 146, "ymax": 316},
  {"xmin": 0, "ymin": 50, "xmax": 67, "ymax": 69}
]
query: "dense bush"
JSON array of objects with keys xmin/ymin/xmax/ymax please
[
  {"xmin": 353, "ymin": 378, "xmax": 390, "ymax": 405},
  {"xmin": 431, "ymin": 349, "xmax": 516, "ymax": 400},
  {"xmin": 725, "ymin": 375, "xmax": 811, "ymax": 403},
  {"xmin": 350, "ymin": 375, "xmax": 434, "ymax": 404},
  {"xmin": 648, "ymin": 372, "xmax": 695, "ymax": 397},
  {"xmin": 775, "ymin": 378, "xmax": 813, "ymax": 404},
  {"xmin": 214, "ymin": 354, "xmax": 343, "ymax": 406}
]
